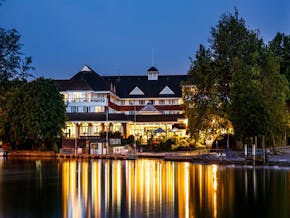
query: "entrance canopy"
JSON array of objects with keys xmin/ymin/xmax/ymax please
[{"xmin": 153, "ymin": 128, "xmax": 166, "ymax": 133}]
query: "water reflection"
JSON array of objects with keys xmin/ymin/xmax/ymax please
[
  {"xmin": 0, "ymin": 158, "xmax": 289, "ymax": 218},
  {"xmin": 61, "ymin": 159, "xmax": 236, "ymax": 218}
]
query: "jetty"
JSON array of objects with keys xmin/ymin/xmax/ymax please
[{"xmin": 3, "ymin": 147, "xmax": 290, "ymax": 166}]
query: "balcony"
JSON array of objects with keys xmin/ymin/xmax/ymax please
[{"xmin": 65, "ymin": 97, "xmax": 106, "ymax": 103}]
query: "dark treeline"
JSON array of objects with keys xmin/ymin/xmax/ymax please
[{"xmin": 183, "ymin": 9, "xmax": 290, "ymax": 149}]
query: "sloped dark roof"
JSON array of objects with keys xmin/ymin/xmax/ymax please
[
  {"xmin": 55, "ymin": 68, "xmax": 109, "ymax": 91},
  {"xmin": 105, "ymin": 75, "xmax": 187, "ymax": 98},
  {"xmin": 147, "ymin": 66, "xmax": 159, "ymax": 72},
  {"xmin": 70, "ymin": 70, "xmax": 100, "ymax": 81},
  {"xmin": 54, "ymin": 66, "xmax": 187, "ymax": 97}
]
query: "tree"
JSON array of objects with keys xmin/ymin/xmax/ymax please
[
  {"xmin": 209, "ymin": 9, "xmax": 262, "ymax": 114},
  {"xmin": 183, "ymin": 45, "xmax": 231, "ymax": 145},
  {"xmin": 229, "ymin": 57, "xmax": 269, "ymax": 141},
  {"xmin": 0, "ymin": 78, "xmax": 66, "ymax": 150},
  {"xmin": 0, "ymin": 28, "xmax": 33, "ymax": 132},
  {"xmin": 259, "ymin": 50, "xmax": 289, "ymax": 148},
  {"xmin": 0, "ymin": 28, "xmax": 33, "ymax": 84},
  {"xmin": 184, "ymin": 9, "xmax": 289, "ymax": 147},
  {"xmin": 268, "ymin": 33, "xmax": 290, "ymax": 85},
  {"xmin": 0, "ymin": 79, "xmax": 27, "ymax": 147}
]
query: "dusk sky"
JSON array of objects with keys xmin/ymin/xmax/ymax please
[{"xmin": 1, "ymin": 0, "xmax": 290, "ymax": 79}]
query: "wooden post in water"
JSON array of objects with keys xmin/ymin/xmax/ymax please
[
  {"xmin": 255, "ymin": 136, "xmax": 258, "ymax": 150},
  {"xmin": 244, "ymin": 144, "xmax": 247, "ymax": 162},
  {"xmin": 253, "ymin": 136, "xmax": 257, "ymax": 166},
  {"xmin": 262, "ymin": 136, "xmax": 265, "ymax": 164},
  {"xmin": 252, "ymin": 143, "xmax": 255, "ymax": 166},
  {"xmin": 244, "ymin": 144, "xmax": 247, "ymax": 156}
]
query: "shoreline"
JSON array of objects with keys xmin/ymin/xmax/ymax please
[{"xmin": 3, "ymin": 150, "xmax": 290, "ymax": 167}]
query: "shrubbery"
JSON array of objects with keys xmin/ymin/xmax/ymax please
[{"xmin": 151, "ymin": 137, "xmax": 206, "ymax": 152}]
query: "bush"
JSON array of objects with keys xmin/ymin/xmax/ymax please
[
  {"xmin": 127, "ymin": 135, "xmax": 135, "ymax": 145},
  {"xmin": 52, "ymin": 143, "xmax": 59, "ymax": 153},
  {"xmin": 172, "ymin": 139, "xmax": 189, "ymax": 151},
  {"xmin": 151, "ymin": 138, "xmax": 176, "ymax": 152}
]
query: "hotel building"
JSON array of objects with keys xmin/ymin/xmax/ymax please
[{"xmin": 55, "ymin": 65, "xmax": 188, "ymax": 149}]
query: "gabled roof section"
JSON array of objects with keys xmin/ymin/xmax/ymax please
[
  {"xmin": 81, "ymin": 65, "xmax": 93, "ymax": 72},
  {"xmin": 147, "ymin": 66, "xmax": 159, "ymax": 72},
  {"xmin": 55, "ymin": 65, "xmax": 109, "ymax": 91},
  {"xmin": 138, "ymin": 103, "xmax": 161, "ymax": 115},
  {"xmin": 71, "ymin": 65, "xmax": 100, "ymax": 81},
  {"xmin": 105, "ymin": 75, "xmax": 187, "ymax": 98},
  {"xmin": 129, "ymin": 86, "xmax": 144, "ymax": 95},
  {"xmin": 159, "ymin": 85, "xmax": 175, "ymax": 95},
  {"xmin": 54, "ymin": 66, "xmax": 188, "ymax": 95}
]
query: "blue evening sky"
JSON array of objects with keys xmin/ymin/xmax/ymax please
[{"xmin": 1, "ymin": 0, "xmax": 290, "ymax": 79}]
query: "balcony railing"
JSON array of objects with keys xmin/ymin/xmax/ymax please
[{"xmin": 65, "ymin": 97, "xmax": 106, "ymax": 103}]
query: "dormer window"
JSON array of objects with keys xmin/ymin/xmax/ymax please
[
  {"xmin": 129, "ymin": 86, "xmax": 144, "ymax": 95},
  {"xmin": 147, "ymin": 66, "xmax": 159, "ymax": 80},
  {"xmin": 159, "ymin": 86, "xmax": 174, "ymax": 95}
]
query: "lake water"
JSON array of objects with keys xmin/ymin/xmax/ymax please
[{"xmin": 0, "ymin": 158, "xmax": 289, "ymax": 218}]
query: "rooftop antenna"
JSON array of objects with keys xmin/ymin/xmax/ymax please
[{"xmin": 151, "ymin": 48, "xmax": 154, "ymax": 66}]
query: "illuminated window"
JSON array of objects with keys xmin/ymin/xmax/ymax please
[
  {"xmin": 93, "ymin": 123, "xmax": 102, "ymax": 135},
  {"xmin": 113, "ymin": 123, "xmax": 123, "ymax": 134},
  {"xmin": 81, "ymin": 123, "xmax": 88, "ymax": 135},
  {"xmin": 64, "ymin": 123, "xmax": 76, "ymax": 138},
  {"xmin": 95, "ymin": 106, "xmax": 102, "ymax": 112}
]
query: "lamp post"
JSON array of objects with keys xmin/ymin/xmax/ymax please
[
  {"xmin": 74, "ymin": 123, "xmax": 78, "ymax": 154},
  {"xmin": 134, "ymin": 103, "xmax": 136, "ymax": 154},
  {"xmin": 106, "ymin": 106, "xmax": 109, "ymax": 154}
]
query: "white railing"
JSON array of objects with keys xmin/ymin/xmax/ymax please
[{"xmin": 65, "ymin": 97, "xmax": 106, "ymax": 103}]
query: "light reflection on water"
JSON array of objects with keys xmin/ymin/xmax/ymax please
[
  {"xmin": 0, "ymin": 158, "xmax": 289, "ymax": 218},
  {"xmin": 60, "ymin": 159, "xmax": 290, "ymax": 218}
]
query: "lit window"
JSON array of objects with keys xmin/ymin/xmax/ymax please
[{"xmin": 95, "ymin": 106, "xmax": 102, "ymax": 112}]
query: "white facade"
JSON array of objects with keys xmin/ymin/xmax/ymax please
[{"xmin": 62, "ymin": 91, "xmax": 108, "ymax": 113}]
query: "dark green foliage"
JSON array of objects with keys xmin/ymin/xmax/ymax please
[
  {"xmin": 0, "ymin": 78, "xmax": 66, "ymax": 150},
  {"xmin": 259, "ymin": 50, "xmax": 289, "ymax": 147},
  {"xmin": 212, "ymin": 134, "xmax": 236, "ymax": 149},
  {"xmin": 185, "ymin": 9, "xmax": 289, "ymax": 146},
  {"xmin": 163, "ymin": 138, "xmax": 176, "ymax": 151},
  {"xmin": 151, "ymin": 138, "xmax": 176, "ymax": 152},
  {"xmin": 121, "ymin": 138, "xmax": 127, "ymax": 146},
  {"xmin": 0, "ymin": 28, "xmax": 33, "ymax": 84},
  {"xmin": 112, "ymin": 131, "xmax": 122, "ymax": 138},
  {"xmin": 269, "ymin": 32, "xmax": 290, "ymax": 87},
  {"xmin": 127, "ymin": 135, "xmax": 135, "ymax": 145}
]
